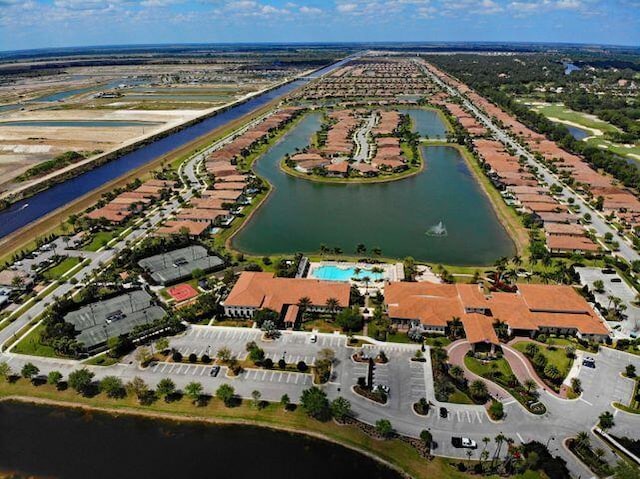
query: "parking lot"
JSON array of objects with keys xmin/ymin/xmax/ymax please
[{"xmin": 575, "ymin": 266, "xmax": 640, "ymax": 338}]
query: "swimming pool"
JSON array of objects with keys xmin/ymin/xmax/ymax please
[{"xmin": 310, "ymin": 265, "xmax": 385, "ymax": 282}]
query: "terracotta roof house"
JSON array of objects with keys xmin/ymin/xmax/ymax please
[
  {"xmin": 222, "ymin": 272, "xmax": 351, "ymax": 327},
  {"xmin": 155, "ymin": 220, "xmax": 209, "ymax": 237},
  {"xmin": 385, "ymin": 282, "xmax": 609, "ymax": 349}
]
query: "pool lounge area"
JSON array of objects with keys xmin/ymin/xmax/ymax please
[{"xmin": 307, "ymin": 261, "xmax": 404, "ymax": 292}]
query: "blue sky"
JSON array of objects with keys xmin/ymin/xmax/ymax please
[{"xmin": 1, "ymin": 0, "xmax": 639, "ymax": 52}]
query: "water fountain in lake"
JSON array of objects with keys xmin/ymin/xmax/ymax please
[{"xmin": 426, "ymin": 221, "xmax": 448, "ymax": 237}]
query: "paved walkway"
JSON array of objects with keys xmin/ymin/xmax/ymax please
[
  {"xmin": 505, "ymin": 339, "xmax": 567, "ymax": 399},
  {"xmin": 446, "ymin": 340, "xmax": 511, "ymax": 402}
]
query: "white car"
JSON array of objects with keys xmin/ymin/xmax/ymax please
[{"xmin": 461, "ymin": 438, "xmax": 477, "ymax": 449}]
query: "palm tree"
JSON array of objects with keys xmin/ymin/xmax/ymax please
[
  {"xmin": 492, "ymin": 433, "xmax": 507, "ymax": 468},
  {"xmin": 325, "ymin": 297, "xmax": 340, "ymax": 315},
  {"xmin": 525, "ymin": 343, "xmax": 539, "ymax": 357},
  {"xmin": 449, "ymin": 365, "xmax": 464, "ymax": 383},
  {"xmin": 371, "ymin": 266, "xmax": 384, "ymax": 281},
  {"xmin": 598, "ymin": 410, "xmax": 615, "ymax": 431},
  {"xmin": 361, "ymin": 275, "xmax": 371, "ymax": 294},
  {"xmin": 469, "ymin": 379, "xmax": 488, "ymax": 400},
  {"xmin": 297, "ymin": 296, "xmax": 312, "ymax": 319},
  {"xmin": 575, "ymin": 431, "xmax": 590, "ymax": 450},
  {"xmin": 512, "ymin": 255, "xmax": 522, "ymax": 267},
  {"xmin": 319, "ymin": 243, "xmax": 328, "ymax": 255},
  {"xmin": 523, "ymin": 379, "xmax": 537, "ymax": 394},
  {"xmin": 449, "ymin": 316, "xmax": 463, "ymax": 339},
  {"xmin": 493, "ymin": 319, "xmax": 509, "ymax": 340},
  {"xmin": 355, "ymin": 243, "xmax": 367, "ymax": 254},
  {"xmin": 482, "ymin": 436, "xmax": 491, "ymax": 451},
  {"xmin": 372, "ymin": 247, "xmax": 382, "ymax": 256}
]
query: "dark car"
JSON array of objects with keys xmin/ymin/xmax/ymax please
[
  {"xmin": 440, "ymin": 407, "xmax": 448, "ymax": 418},
  {"xmin": 210, "ymin": 366, "xmax": 221, "ymax": 377}
]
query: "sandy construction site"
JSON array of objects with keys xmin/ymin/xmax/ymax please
[{"xmin": 0, "ymin": 57, "xmax": 311, "ymax": 196}]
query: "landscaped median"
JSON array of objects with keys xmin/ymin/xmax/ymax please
[{"xmin": 463, "ymin": 353, "xmax": 546, "ymax": 415}]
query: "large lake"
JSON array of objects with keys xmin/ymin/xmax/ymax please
[
  {"xmin": 233, "ymin": 112, "xmax": 515, "ymax": 265},
  {"xmin": 0, "ymin": 401, "xmax": 400, "ymax": 479}
]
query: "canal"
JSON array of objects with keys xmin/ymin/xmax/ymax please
[
  {"xmin": 0, "ymin": 401, "xmax": 401, "ymax": 479},
  {"xmin": 233, "ymin": 112, "xmax": 515, "ymax": 265},
  {"xmin": 0, "ymin": 58, "xmax": 352, "ymax": 240}
]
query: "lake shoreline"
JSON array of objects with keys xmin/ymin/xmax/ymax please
[{"xmin": 0, "ymin": 394, "xmax": 411, "ymax": 479}]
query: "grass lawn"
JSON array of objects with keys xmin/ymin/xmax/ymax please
[
  {"xmin": 12, "ymin": 323, "xmax": 57, "ymax": 358},
  {"xmin": 42, "ymin": 257, "xmax": 81, "ymax": 280},
  {"xmin": 424, "ymin": 336, "xmax": 452, "ymax": 348},
  {"xmin": 531, "ymin": 104, "xmax": 618, "ymax": 134},
  {"xmin": 448, "ymin": 389, "xmax": 475, "ymax": 405},
  {"xmin": 84, "ymin": 230, "xmax": 120, "ymax": 252},
  {"xmin": 464, "ymin": 355, "xmax": 513, "ymax": 379},
  {"xmin": 84, "ymin": 354, "xmax": 121, "ymax": 367},
  {"xmin": 302, "ymin": 319, "xmax": 341, "ymax": 334},
  {"xmin": 386, "ymin": 332, "xmax": 415, "ymax": 344},
  {"xmin": 0, "ymin": 378, "xmax": 547, "ymax": 479},
  {"xmin": 514, "ymin": 341, "xmax": 573, "ymax": 378}
]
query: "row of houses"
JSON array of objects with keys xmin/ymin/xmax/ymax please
[
  {"xmin": 286, "ymin": 109, "xmax": 407, "ymax": 177},
  {"xmin": 426, "ymin": 61, "xmax": 640, "ymax": 236},
  {"xmin": 86, "ymin": 179, "xmax": 176, "ymax": 225},
  {"xmin": 291, "ymin": 58, "xmax": 439, "ymax": 101}
]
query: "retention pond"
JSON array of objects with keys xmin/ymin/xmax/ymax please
[{"xmin": 233, "ymin": 112, "xmax": 515, "ymax": 265}]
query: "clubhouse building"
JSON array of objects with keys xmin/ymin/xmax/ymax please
[
  {"xmin": 385, "ymin": 282, "xmax": 609, "ymax": 350},
  {"xmin": 222, "ymin": 272, "xmax": 350, "ymax": 327}
]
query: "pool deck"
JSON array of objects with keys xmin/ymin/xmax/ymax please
[{"xmin": 306, "ymin": 261, "xmax": 404, "ymax": 293}]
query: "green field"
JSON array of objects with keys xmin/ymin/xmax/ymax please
[
  {"xmin": 530, "ymin": 104, "xmax": 618, "ymax": 134},
  {"xmin": 42, "ymin": 257, "xmax": 81, "ymax": 280},
  {"xmin": 514, "ymin": 341, "xmax": 573, "ymax": 379},
  {"xmin": 84, "ymin": 228, "xmax": 125, "ymax": 252},
  {"xmin": 12, "ymin": 323, "xmax": 57, "ymax": 357}
]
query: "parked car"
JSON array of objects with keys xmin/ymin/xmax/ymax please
[
  {"xmin": 309, "ymin": 334, "xmax": 317, "ymax": 343},
  {"xmin": 582, "ymin": 357, "xmax": 596, "ymax": 368},
  {"xmin": 611, "ymin": 278, "xmax": 622, "ymax": 283},
  {"xmin": 452, "ymin": 437, "xmax": 477, "ymax": 449},
  {"xmin": 440, "ymin": 407, "xmax": 448, "ymax": 418},
  {"xmin": 210, "ymin": 366, "xmax": 220, "ymax": 377}
]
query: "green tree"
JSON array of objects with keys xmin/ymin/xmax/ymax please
[
  {"xmin": 20, "ymin": 362, "xmax": 39, "ymax": 380},
  {"xmin": 216, "ymin": 384, "xmax": 235, "ymax": 407},
  {"xmin": 156, "ymin": 378, "xmax": 176, "ymax": 400},
  {"xmin": 335, "ymin": 307, "xmax": 364, "ymax": 332},
  {"xmin": 251, "ymin": 390, "xmax": 262, "ymax": 409},
  {"xmin": 280, "ymin": 393, "xmax": 290, "ymax": 410},
  {"xmin": 217, "ymin": 346, "xmax": 232, "ymax": 363},
  {"xmin": 100, "ymin": 376, "xmax": 125, "ymax": 398},
  {"xmin": 126, "ymin": 377, "xmax": 150, "ymax": 404},
  {"xmin": 300, "ymin": 387, "xmax": 331, "ymax": 421},
  {"xmin": 155, "ymin": 337, "xmax": 170, "ymax": 353},
  {"xmin": 613, "ymin": 460, "xmax": 640, "ymax": 479},
  {"xmin": 185, "ymin": 382, "xmax": 204, "ymax": 405},
  {"xmin": 47, "ymin": 370, "xmax": 63, "ymax": 386},
  {"xmin": 599, "ymin": 410, "xmax": 615, "ymax": 431},
  {"xmin": 420, "ymin": 430, "xmax": 433, "ymax": 448},
  {"xmin": 68, "ymin": 368, "xmax": 94, "ymax": 395},
  {"xmin": 330, "ymin": 397, "xmax": 352, "ymax": 421},
  {"xmin": 625, "ymin": 364, "xmax": 636, "ymax": 378},
  {"xmin": 469, "ymin": 379, "xmax": 488, "ymax": 401},
  {"xmin": 375, "ymin": 419, "xmax": 393, "ymax": 438},
  {"xmin": 0, "ymin": 362, "xmax": 12, "ymax": 381}
]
